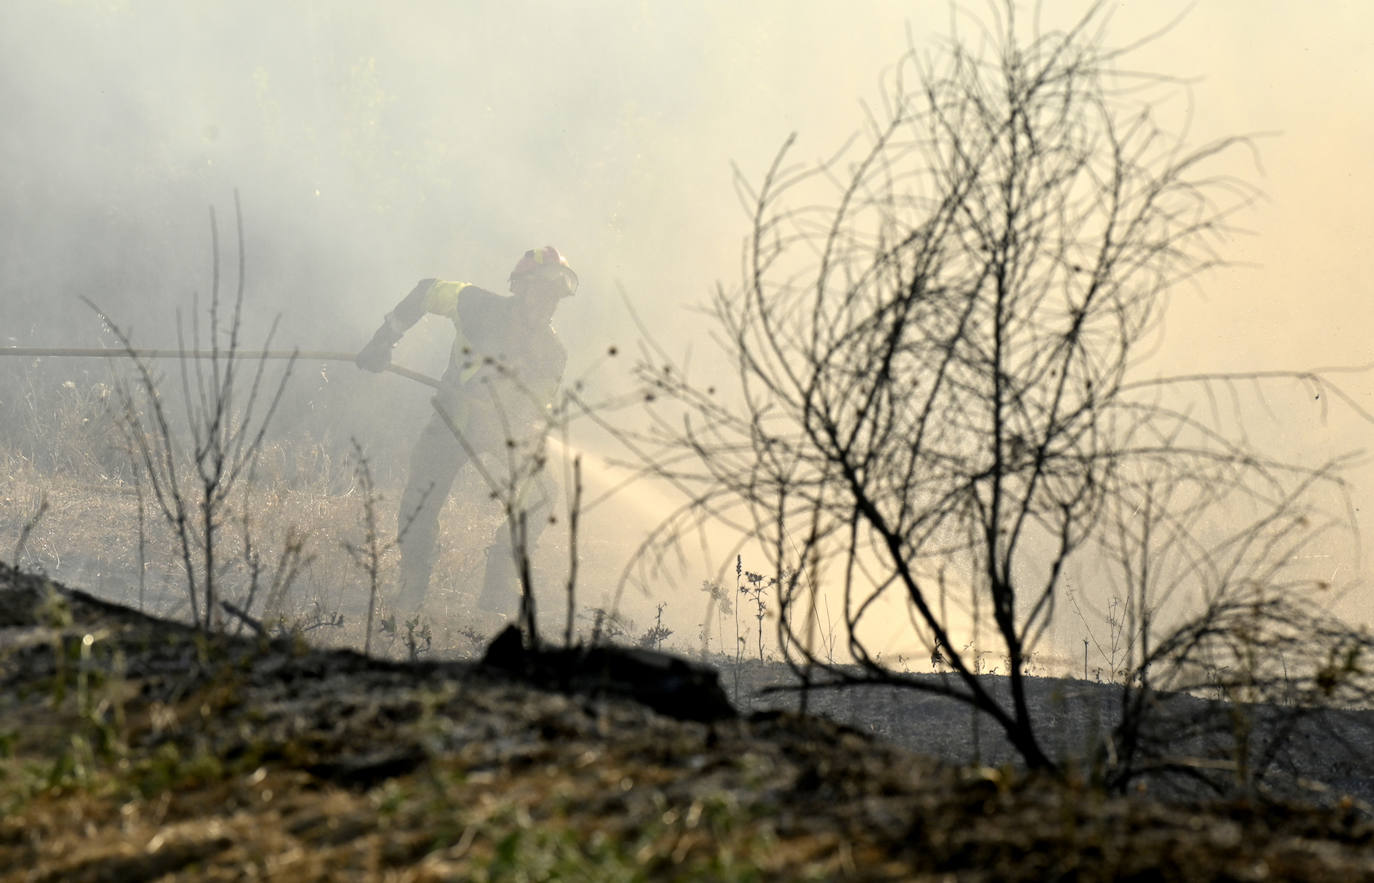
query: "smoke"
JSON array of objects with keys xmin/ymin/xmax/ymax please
[{"xmin": 2, "ymin": 2, "xmax": 1370, "ymax": 640}]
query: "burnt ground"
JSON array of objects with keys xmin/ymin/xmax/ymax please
[
  {"xmin": 2, "ymin": 561, "xmax": 1373, "ymax": 881},
  {"xmin": 729, "ymin": 660, "xmax": 1374, "ymax": 810}
]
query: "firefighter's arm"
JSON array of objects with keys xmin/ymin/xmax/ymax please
[{"xmin": 355, "ymin": 279, "xmax": 437, "ymax": 372}]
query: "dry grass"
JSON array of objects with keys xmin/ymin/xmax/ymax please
[
  {"xmin": 0, "ymin": 400, "xmax": 634, "ymax": 664},
  {"xmin": 2, "ymin": 393, "xmax": 463, "ymax": 640}
]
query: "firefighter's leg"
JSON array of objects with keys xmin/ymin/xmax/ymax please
[
  {"xmin": 396, "ymin": 411, "xmax": 466, "ymax": 613},
  {"xmin": 476, "ymin": 467, "xmax": 557, "ymax": 616}
]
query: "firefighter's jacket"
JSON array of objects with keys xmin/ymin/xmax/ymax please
[{"xmin": 386, "ymin": 279, "xmax": 567, "ymax": 443}]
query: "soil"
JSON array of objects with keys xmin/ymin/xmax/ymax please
[{"xmin": 3, "ymin": 561, "xmax": 1373, "ymax": 881}]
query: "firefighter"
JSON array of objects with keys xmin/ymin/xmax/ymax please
[{"xmin": 354, "ymin": 246, "xmax": 576, "ymax": 617}]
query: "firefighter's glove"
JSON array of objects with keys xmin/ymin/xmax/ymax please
[{"xmin": 355, "ymin": 328, "xmax": 398, "ymax": 373}]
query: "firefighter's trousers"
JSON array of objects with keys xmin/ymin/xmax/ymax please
[{"xmin": 395, "ymin": 399, "xmax": 554, "ymax": 617}]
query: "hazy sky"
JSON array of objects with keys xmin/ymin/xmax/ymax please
[
  {"xmin": 2, "ymin": 1, "xmax": 1371, "ymax": 633},
  {"xmin": 3, "ymin": 3, "xmax": 1368, "ymax": 371}
]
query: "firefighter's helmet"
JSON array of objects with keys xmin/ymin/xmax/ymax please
[{"xmin": 509, "ymin": 246, "xmax": 578, "ymax": 297}]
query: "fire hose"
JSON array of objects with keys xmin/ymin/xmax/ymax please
[
  {"xmin": 0, "ymin": 346, "xmax": 441, "ymax": 390},
  {"xmin": 1, "ymin": 345, "xmax": 577, "ymax": 461}
]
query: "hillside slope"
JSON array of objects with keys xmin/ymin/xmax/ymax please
[{"xmin": 2, "ymin": 563, "xmax": 1372, "ymax": 881}]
